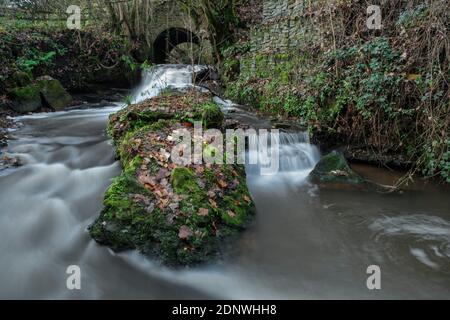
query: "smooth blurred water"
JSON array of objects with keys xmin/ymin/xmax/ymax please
[{"xmin": 0, "ymin": 65, "xmax": 449, "ymax": 299}]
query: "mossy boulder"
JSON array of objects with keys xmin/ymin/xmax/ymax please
[
  {"xmin": 309, "ymin": 151, "xmax": 365, "ymax": 185},
  {"xmin": 8, "ymin": 76, "xmax": 72, "ymax": 113},
  {"xmin": 36, "ymin": 76, "xmax": 72, "ymax": 111},
  {"xmin": 107, "ymin": 91, "xmax": 214, "ymax": 142},
  {"xmin": 90, "ymin": 93, "xmax": 255, "ymax": 266},
  {"xmin": 9, "ymin": 84, "xmax": 42, "ymax": 113}
]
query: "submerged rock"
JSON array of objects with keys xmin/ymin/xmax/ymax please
[
  {"xmin": 309, "ymin": 151, "xmax": 365, "ymax": 185},
  {"xmin": 89, "ymin": 91, "xmax": 255, "ymax": 266}
]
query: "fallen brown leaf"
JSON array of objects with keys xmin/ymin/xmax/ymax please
[
  {"xmin": 209, "ymin": 199, "xmax": 218, "ymax": 208},
  {"xmin": 218, "ymin": 180, "xmax": 228, "ymax": 188},
  {"xmin": 179, "ymin": 225, "xmax": 193, "ymax": 239},
  {"xmin": 198, "ymin": 208, "xmax": 209, "ymax": 217}
]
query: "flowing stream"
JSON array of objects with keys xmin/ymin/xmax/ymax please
[{"xmin": 0, "ymin": 65, "xmax": 449, "ymax": 299}]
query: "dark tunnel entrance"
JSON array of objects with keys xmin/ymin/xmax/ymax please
[{"xmin": 152, "ymin": 28, "xmax": 200, "ymax": 64}]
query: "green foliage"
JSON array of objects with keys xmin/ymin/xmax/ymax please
[
  {"xmin": 422, "ymin": 139, "xmax": 450, "ymax": 183},
  {"xmin": 123, "ymin": 94, "xmax": 133, "ymax": 106},
  {"xmin": 321, "ymin": 38, "xmax": 404, "ymax": 119},
  {"xmin": 121, "ymin": 54, "xmax": 138, "ymax": 72},
  {"xmin": 140, "ymin": 59, "xmax": 153, "ymax": 70},
  {"xmin": 226, "ymin": 52, "xmax": 306, "ymax": 117},
  {"xmin": 225, "ymin": 34, "xmax": 448, "ymax": 182},
  {"xmin": 17, "ymin": 50, "xmax": 57, "ymax": 72},
  {"xmin": 180, "ymin": 0, "xmax": 241, "ymax": 62},
  {"xmin": 200, "ymin": 101, "xmax": 224, "ymax": 129},
  {"xmin": 0, "ymin": 25, "xmax": 136, "ymax": 94},
  {"xmin": 220, "ymin": 42, "xmax": 249, "ymax": 83},
  {"xmin": 397, "ymin": 3, "xmax": 429, "ymax": 27}
]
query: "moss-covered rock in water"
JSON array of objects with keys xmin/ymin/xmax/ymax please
[
  {"xmin": 309, "ymin": 151, "xmax": 365, "ymax": 185},
  {"xmin": 107, "ymin": 91, "xmax": 214, "ymax": 142},
  {"xmin": 9, "ymin": 84, "xmax": 42, "ymax": 112},
  {"xmin": 202, "ymin": 101, "xmax": 224, "ymax": 129},
  {"xmin": 36, "ymin": 76, "xmax": 72, "ymax": 111},
  {"xmin": 90, "ymin": 92, "xmax": 255, "ymax": 266},
  {"xmin": 8, "ymin": 76, "xmax": 72, "ymax": 113}
]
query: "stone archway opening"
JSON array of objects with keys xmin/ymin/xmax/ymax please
[{"xmin": 153, "ymin": 28, "xmax": 200, "ymax": 64}]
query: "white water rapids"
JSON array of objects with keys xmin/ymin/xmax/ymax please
[{"xmin": 0, "ymin": 65, "xmax": 449, "ymax": 299}]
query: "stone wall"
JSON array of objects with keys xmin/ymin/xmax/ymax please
[
  {"xmin": 146, "ymin": 0, "xmax": 212, "ymax": 63},
  {"xmin": 242, "ymin": 0, "xmax": 323, "ymax": 71}
]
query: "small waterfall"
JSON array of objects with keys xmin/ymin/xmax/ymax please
[
  {"xmin": 132, "ymin": 64, "xmax": 208, "ymax": 103},
  {"xmin": 132, "ymin": 64, "xmax": 321, "ymax": 180},
  {"xmin": 246, "ymin": 131, "xmax": 320, "ymax": 179}
]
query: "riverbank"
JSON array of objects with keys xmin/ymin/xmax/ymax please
[
  {"xmin": 223, "ymin": 0, "xmax": 449, "ymax": 184},
  {"xmin": 0, "ymin": 86, "xmax": 130, "ymax": 172},
  {"xmin": 0, "ymin": 21, "xmax": 138, "ymax": 167},
  {"xmin": 0, "ymin": 25, "xmax": 138, "ymax": 96}
]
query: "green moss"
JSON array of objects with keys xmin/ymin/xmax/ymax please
[
  {"xmin": 171, "ymin": 167, "xmax": 198, "ymax": 194},
  {"xmin": 8, "ymin": 76, "xmax": 72, "ymax": 112},
  {"xmin": 89, "ymin": 170, "xmax": 152, "ymax": 251},
  {"xmin": 8, "ymin": 71, "xmax": 33, "ymax": 87},
  {"xmin": 9, "ymin": 84, "xmax": 42, "ymax": 112},
  {"xmin": 9, "ymin": 85, "xmax": 40, "ymax": 101},
  {"xmin": 90, "ymin": 93, "xmax": 256, "ymax": 266},
  {"xmin": 309, "ymin": 151, "xmax": 365, "ymax": 185},
  {"xmin": 36, "ymin": 77, "xmax": 72, "ymax": 110},
  {"xmin": 201, "ymin": 102, "xmax": 224, "ymax": 129}
]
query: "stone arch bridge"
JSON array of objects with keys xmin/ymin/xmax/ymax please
[{"xmin": 147, "ymin": 0, "xmax": 212, "ymax": 64}]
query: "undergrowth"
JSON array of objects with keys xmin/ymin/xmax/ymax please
[{"xmin": 224, "ymin": 0, "xmax": 449, "ymax": 184}]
